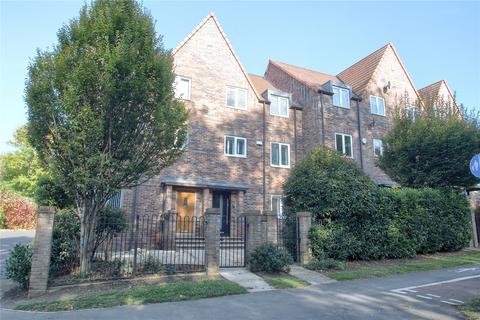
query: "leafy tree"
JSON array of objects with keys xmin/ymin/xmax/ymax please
[
  {"xmin": 0, "ymin": 126, "xmax": 46, "ymax": 197},
  {"xmin": 26, "ymin": 0, "xmax": 187, "ymax": 274},
  {"xmin": 378, "ymin": 102, "xmax": 480, "ymax": 189}
]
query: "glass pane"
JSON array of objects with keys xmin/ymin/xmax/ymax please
[
  {"xmin": 341, "ymin": 89, "xmax": 349, "ymax": 108},
  {"xmin": 378, "ymin": 98, "xmax": 385, "ymax": 115},
  {"xmin": 333, "ymin": 87, "xmax": 340, "ymax": 106},
  {"xmin": 335, "ymin": 134, "xmax": 343, "ymax": 153},
  {"xmin": 179, "ymin": 79, "xmax": 190, "ymax": 99},
  {"xmin": 272, "ymin": 197, "xmax": 279, "ymax": 216},
  {"xmin": 271, "ymin": 96, "xmax": 279, "ymax": 115},
  {"xmin": 370, "ymin": 96, "xmax": 377, "ymax": 113},
  {"xmin": 237, "ymin": 89, "xmax": 246, "ymax": 108},
  {"xmin": 236, "ymin": 138, "xmax": 245, "ymax": 156},
  {"xmin": 281, "ymin": 144, "xmax": 289, "ymax": 166},
  {"xmin": 345, "ymin": 135, "xmax": 352, "ymax": 157},
  {"xmin": 227, "ymin": 88, "xmax": 236, "ymax": 107},
  {"xmin": 225, "ymin": 137, "xmax": 234, "ymax": 155},
  {"xmin": 279, "ymin": 97, "xmax": 288, "ymax": 116},
  {"xmin": 271, "ymin": 143, "xmax": 279, "ymax": 165}
]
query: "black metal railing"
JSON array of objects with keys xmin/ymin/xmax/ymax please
[
  {"xmin": 219, "ymin": 216, "xmax": 246, "ymax": 267},
  {"xmin": 277, "ymin": 217, "xmax": 298, "ymax": 262}
]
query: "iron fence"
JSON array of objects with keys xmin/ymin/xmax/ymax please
[
  {"xmin": 277, "ymin": 217, "xmax": 298, "ymax": 262},
  {"xmin": 219, "ymin": 216, "xmax": 246, "ymax": 267}
]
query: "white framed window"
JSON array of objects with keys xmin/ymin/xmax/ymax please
[
  {"xmin": 271, "ymin": 142, "xmax": 290, "ymax": 168},
  {"xmin": 370, "ymin": 95, "xmax": 385, "ymax": 116},
  {"xmin": 332, "ymin": 86, "xmax": 350, "ymax": 108},
  {"xmin": 270, "ymin": 95, "xmax": 289, "ymax": 117},
  {"xmin": 335, "ymin": 133, "xmax": 353, "ymax": 158},
  {"xmin": 107, "ymin": 191, "xmax": 122, "ymax": 208},
  {"xmin": 373, "ymin": 139, "xmax": 384, "ymax": 157},
  {"xmin": 406, "ymin": 105, "xmax": 418, "ymax": 121},
  {"xmin": 226, "ymin": 86, "xmax": 247, "ymax": 109},
  {"xmin": 174, "ymin": 76, "xmax": 191, "ymax": 100},
  {"xmin": 224, "ymin": 136, "xmax": 247, "ymax": 157},
  {"xmin": 271, "ymin": 195, "xmax": 284, "ymax": 218}
]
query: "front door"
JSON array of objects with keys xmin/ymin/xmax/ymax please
[
  {"xmin": 176, "ymin": 191, "xmax": 195, "ymax": 233},
  {"xmin": 212, "ymin": 191, "xmax": 231, "ymax": 236}
]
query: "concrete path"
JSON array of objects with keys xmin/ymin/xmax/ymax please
[
  {"xmin": 2, "ymin": 265, "xmax": 479, "ymax": 320},
  {"xmin": 219, "ymin": 268, "xmax": 273, "ymax": 292},
  {"xmin": 289, "ymin": 265, "xmax": 336, "ymax": 285}
]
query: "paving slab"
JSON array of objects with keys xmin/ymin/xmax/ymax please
[
  {"xmin": 220, "ymin": 268, "xmax": 274, "ymax": 292},
  {"xmin": 289, "ymin": 265, "xmax": 336, "ymax": 285}
]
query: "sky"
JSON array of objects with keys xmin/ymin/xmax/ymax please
[{"xmin": 1, "ymin": 1, "xmax": 479, "ymax": 152}]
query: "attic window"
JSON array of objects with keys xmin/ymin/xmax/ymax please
[
  {"xmin": 270, "ymin": 95, "xmax": 289, "ymax": 117},
  {"xmin": 174, "ymin": 76, "xmax": 191, "ymax": 100},
  {"xmin": 333, "ymin": 86, "xmax": 350, "ymax": 109},
  {"xmin": 370, "ymin": 95, "xmax": 385, "ymax": 116},
  {"xmin": 226, "ymin": 86, "xmax": 247, "ymax": 109}
]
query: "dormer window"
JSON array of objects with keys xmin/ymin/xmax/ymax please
[
  {"xmin": 333, "ymin": 86, "xmax": 350, "ymax": 109},
  {"xmin": 270, "ymin": 94, "xmax": 289, "ymax": 117},
  {"xmin": 174, "ymin": 76, "xmax": 191, "ymax": 100},
  {"xmin": 370, "ymin": 95, "xmax": 385, "ymax": 116}
]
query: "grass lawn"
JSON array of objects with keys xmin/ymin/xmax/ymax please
[
  {"xmin": 458, "ymin": 298, "xmax": 480, "ymax": 320},
  {"xmin": 257, "ymin": 272, "xmax": 309, "ymax": 289},
  {"xmin": 15, "ymin": 279, "xmax": 247, "ymax": 312},
  {"xmin": 326, "ymin": 251, "xmax": 480, "ymax": 281}
]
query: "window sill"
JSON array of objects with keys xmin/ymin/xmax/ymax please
[
  {"xmin": 225, "ymin": 154, "xmax": 247, "ymax": 158},
  {"xmin": 270, "ymin": 113, "xmax": 289, "ymax": 118},
  {"xmin": 371, "ymin": 112, "xmax": 386, "ymax": 117},
  {"xmin": 270, "ymin": 164, "xmax": 291, "ymax": 169},
  {"xmin": 333, "ymin": 105, "xmax": 350, "ymax": 110},
  {"xmin": 226, "ymin": 105, "xmax": 247, "ymax": 111}
]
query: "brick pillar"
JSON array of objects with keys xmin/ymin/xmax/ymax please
[
  {"xmin": 165, "ymin": 185, "xmax": 173, "ymax": 211},
  {"xmin": 296, "ymin": 211, "xmax": 312, "ymax": 265},
  {"xmin": 205, "ymin": 208, "xmax": 220, "ymax": 275},
  {"xmin": 263, "ymin": 210, "xmax": 278, "ymax": 245},
  {"xmin": 470, "ymin": 192, "xmax": 479, "ymax": 248},
  {"xmin": 28, "ymin": 206, "xmax": 56, "ymax": 298},
  {"xmin": 243, "ymin": 210, "xmax": 263, "ymax": 263},
  {"xmin": 202, "ymin": 188, "xmax": 210, "ymax": 214}
]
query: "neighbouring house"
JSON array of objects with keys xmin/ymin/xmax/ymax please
[{"xmin": 113, "ymin": 13, "xmax": 458, "ymax": 236}]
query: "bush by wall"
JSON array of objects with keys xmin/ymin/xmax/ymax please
[
  {"xmin": 284, "ymin": 146, "xmax": 471, "ymax": 261},
  {"xmin": 50, "ymin": 210, "xmax": 81, "ymax": 276},
  {"xmin": 249, "ymin": 244, "xmax": 293, "ymax": 273},
  {"xmin": 5, "ymin": 243, "xmax": 32, "ymax": 289},
  {"xmin": 0, "ymin": 190, "xmax": 37, "ymax": 229}
]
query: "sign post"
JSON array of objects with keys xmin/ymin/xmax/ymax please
[{"xmin": 469, "ymin": 154, "xmax": 480, "ymax": 248}]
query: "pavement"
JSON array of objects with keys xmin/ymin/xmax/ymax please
[
  {"xmin": 0, "ymin": 264, "xmax": 478, "ymax": 320},
  {"xmin": 0, "ymin": 230, "xmax": 35, "ymax": 297},
  {"xmin": 289, "ymin": 264, "xmax": 336, "ymax": 285}
]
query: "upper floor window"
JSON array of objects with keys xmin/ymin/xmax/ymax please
[
  {"xmin": 174, "ymin": 76, "xmax": 191, "ymax": 100},
  {"xmin": 335, "ymin": 133, "xmax": 353, "ymax": 158},
  {"xmin": 226, "ymin": 86, "xmax": 247, "ymax": 109},
  {"xmin": 406, "ymin": 105, "xmax": 418, "ymax": 121},
  {"xmin": 271, "ymin": 142, "xmax": 290, "ymax": 168},
  {"xmin": 271, "ymin": 195, "xmax": 284, "ymax": 218},
  {"xmin": 333, "ymin": 86, "xmax": 350, "ymax": 109},
  {"xmin": 270, "ymin": 95, "xmax": 289, "ymax": 117},
  {"xmin": 224, "ymin": 136, "xmax": 247, "ymax": 157},
  {"xmin": 107, "ymin": 191, "xmax": 122, "ymax": 208},
  {"xmin": 373, "ymin": 139, "xmax": 384, "ymax": 157},
  {"xmin": 370, "ymin": 95, "xmax": 385, "ymax": 116}
]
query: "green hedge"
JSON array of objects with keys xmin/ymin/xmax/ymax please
[{"xmin": 284, "ymin": 146, "xmax": 471, "ymax": 261}]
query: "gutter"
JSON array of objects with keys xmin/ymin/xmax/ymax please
[
  {"xmin": 353, "ymin": 96, "xmax": 364, "ymax": 169},
  {"xmin": 259, "ymin": 99, "xmax": 271, "ymax": 212},
  {"xmin": 318, "ymin": 91, "xmax": 326, "ymax": 145}
]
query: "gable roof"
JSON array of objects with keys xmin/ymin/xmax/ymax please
[
  {"xmin": 269, "ymin": 60, "xmax": 340, "ymax": 91},
  {"xmin": 337, "ymin": 43, "xmax": 423, "ymax": 105},
  {"xmin": 172, "ymin": 13, "xmax": 262, "ymax": 101},
  {"xmin": 418, "ymin": 80, "xmax": 456, "ymax": 105},
  {"xmin": 248, "ymin": 73, "xmax": 276, "ymax": 95}
]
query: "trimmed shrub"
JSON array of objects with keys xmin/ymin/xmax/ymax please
[
  {"xmin": 50, "ymin": 210, "xmax": 80, "ymax": 276},
  {"xmin": 5, "ymin": 243, "xmax": 32, "ymax": 289},
  {"xmin": 0, "ymin": 190, "xmax": 36, "ymax": 229},
  {"xmin": 305, "ymin": 258, "xmax": 345, "ymax": 271},
  {"xmin": 285, "ymin": 146, "xmax": 471, "ymax": 262},
  {"xmin": 249, "ymin": 244, "xmax": 293, "ymax": 273}
]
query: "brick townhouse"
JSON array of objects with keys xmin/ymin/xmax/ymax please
[{"xmin": 115, "ymin": 13, "xmax": 457, "ymax": 235}]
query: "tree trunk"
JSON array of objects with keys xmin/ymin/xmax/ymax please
[{"xmin": 79, "ymin": 203, "xmax": 99, "ymax": 275}]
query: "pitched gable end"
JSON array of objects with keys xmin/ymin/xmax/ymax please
[{"xmin": 173, "ymin": 13, "xmax": 261, "ymax": 101}]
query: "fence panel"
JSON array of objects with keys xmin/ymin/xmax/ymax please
[{"xmin": 219, "ymin": 216, "xmax": 246, "ymax": 267}]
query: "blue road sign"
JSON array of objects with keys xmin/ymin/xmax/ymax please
[{"xmin": 471, "ymin": 154, "xmax": 480, "ymax": 178}]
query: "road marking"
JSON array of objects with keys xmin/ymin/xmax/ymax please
[
  {"xmin": 449, "ymin": 299, "xmax": 464, "ymax": 304},
  {"xmin": 441, "ymin": 300, "xmax": 460, "ymax": 305},
  {"xmin": 457, "ymin": 267, "xmax": 478, "ymax": 273},
  {"xmin": 426, "ymin": 294, "xmax": 441, "ymax": 298},
  {"xmin": 416, "ymin": 295, "xmax": 433, "ymax": 300},
  {"xmin": 390, "ymin": 274, "xmax": 480, "ymax": 293}
]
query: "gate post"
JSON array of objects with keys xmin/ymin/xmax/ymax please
[
  {"xmin": 205, "ymin": 208, "xmax": 221, "ymax": 275},
  {"xmin": 243, "ymin": 210, "xmax": 262, "ymax": 264},
  {"xmin": 469, "ymin": 191, "xmax": 479, "ymax": 248},
  {"xmin": 28, "ymin": 206, "xmax": 56, "ymax": 298},
  {"xmin": 296, "ymin": 211, "xmax": 312, "ymax": 265},
  {"xmin": 263, "ymin": 210, "xmax": 278, "ymax": 245}
]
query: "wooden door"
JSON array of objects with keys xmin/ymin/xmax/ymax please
[{"xmin": 176, "ymin": 191, "xmax": 195, "ymax": 233}]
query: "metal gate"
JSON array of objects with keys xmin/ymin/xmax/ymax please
[
  {"xmin": 220, "ymin": 216, "xmax": 246, "ymax": 267},
  {"xmin": 277, "ymin": 216, "xmax": 299, "ymax": 262}
]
